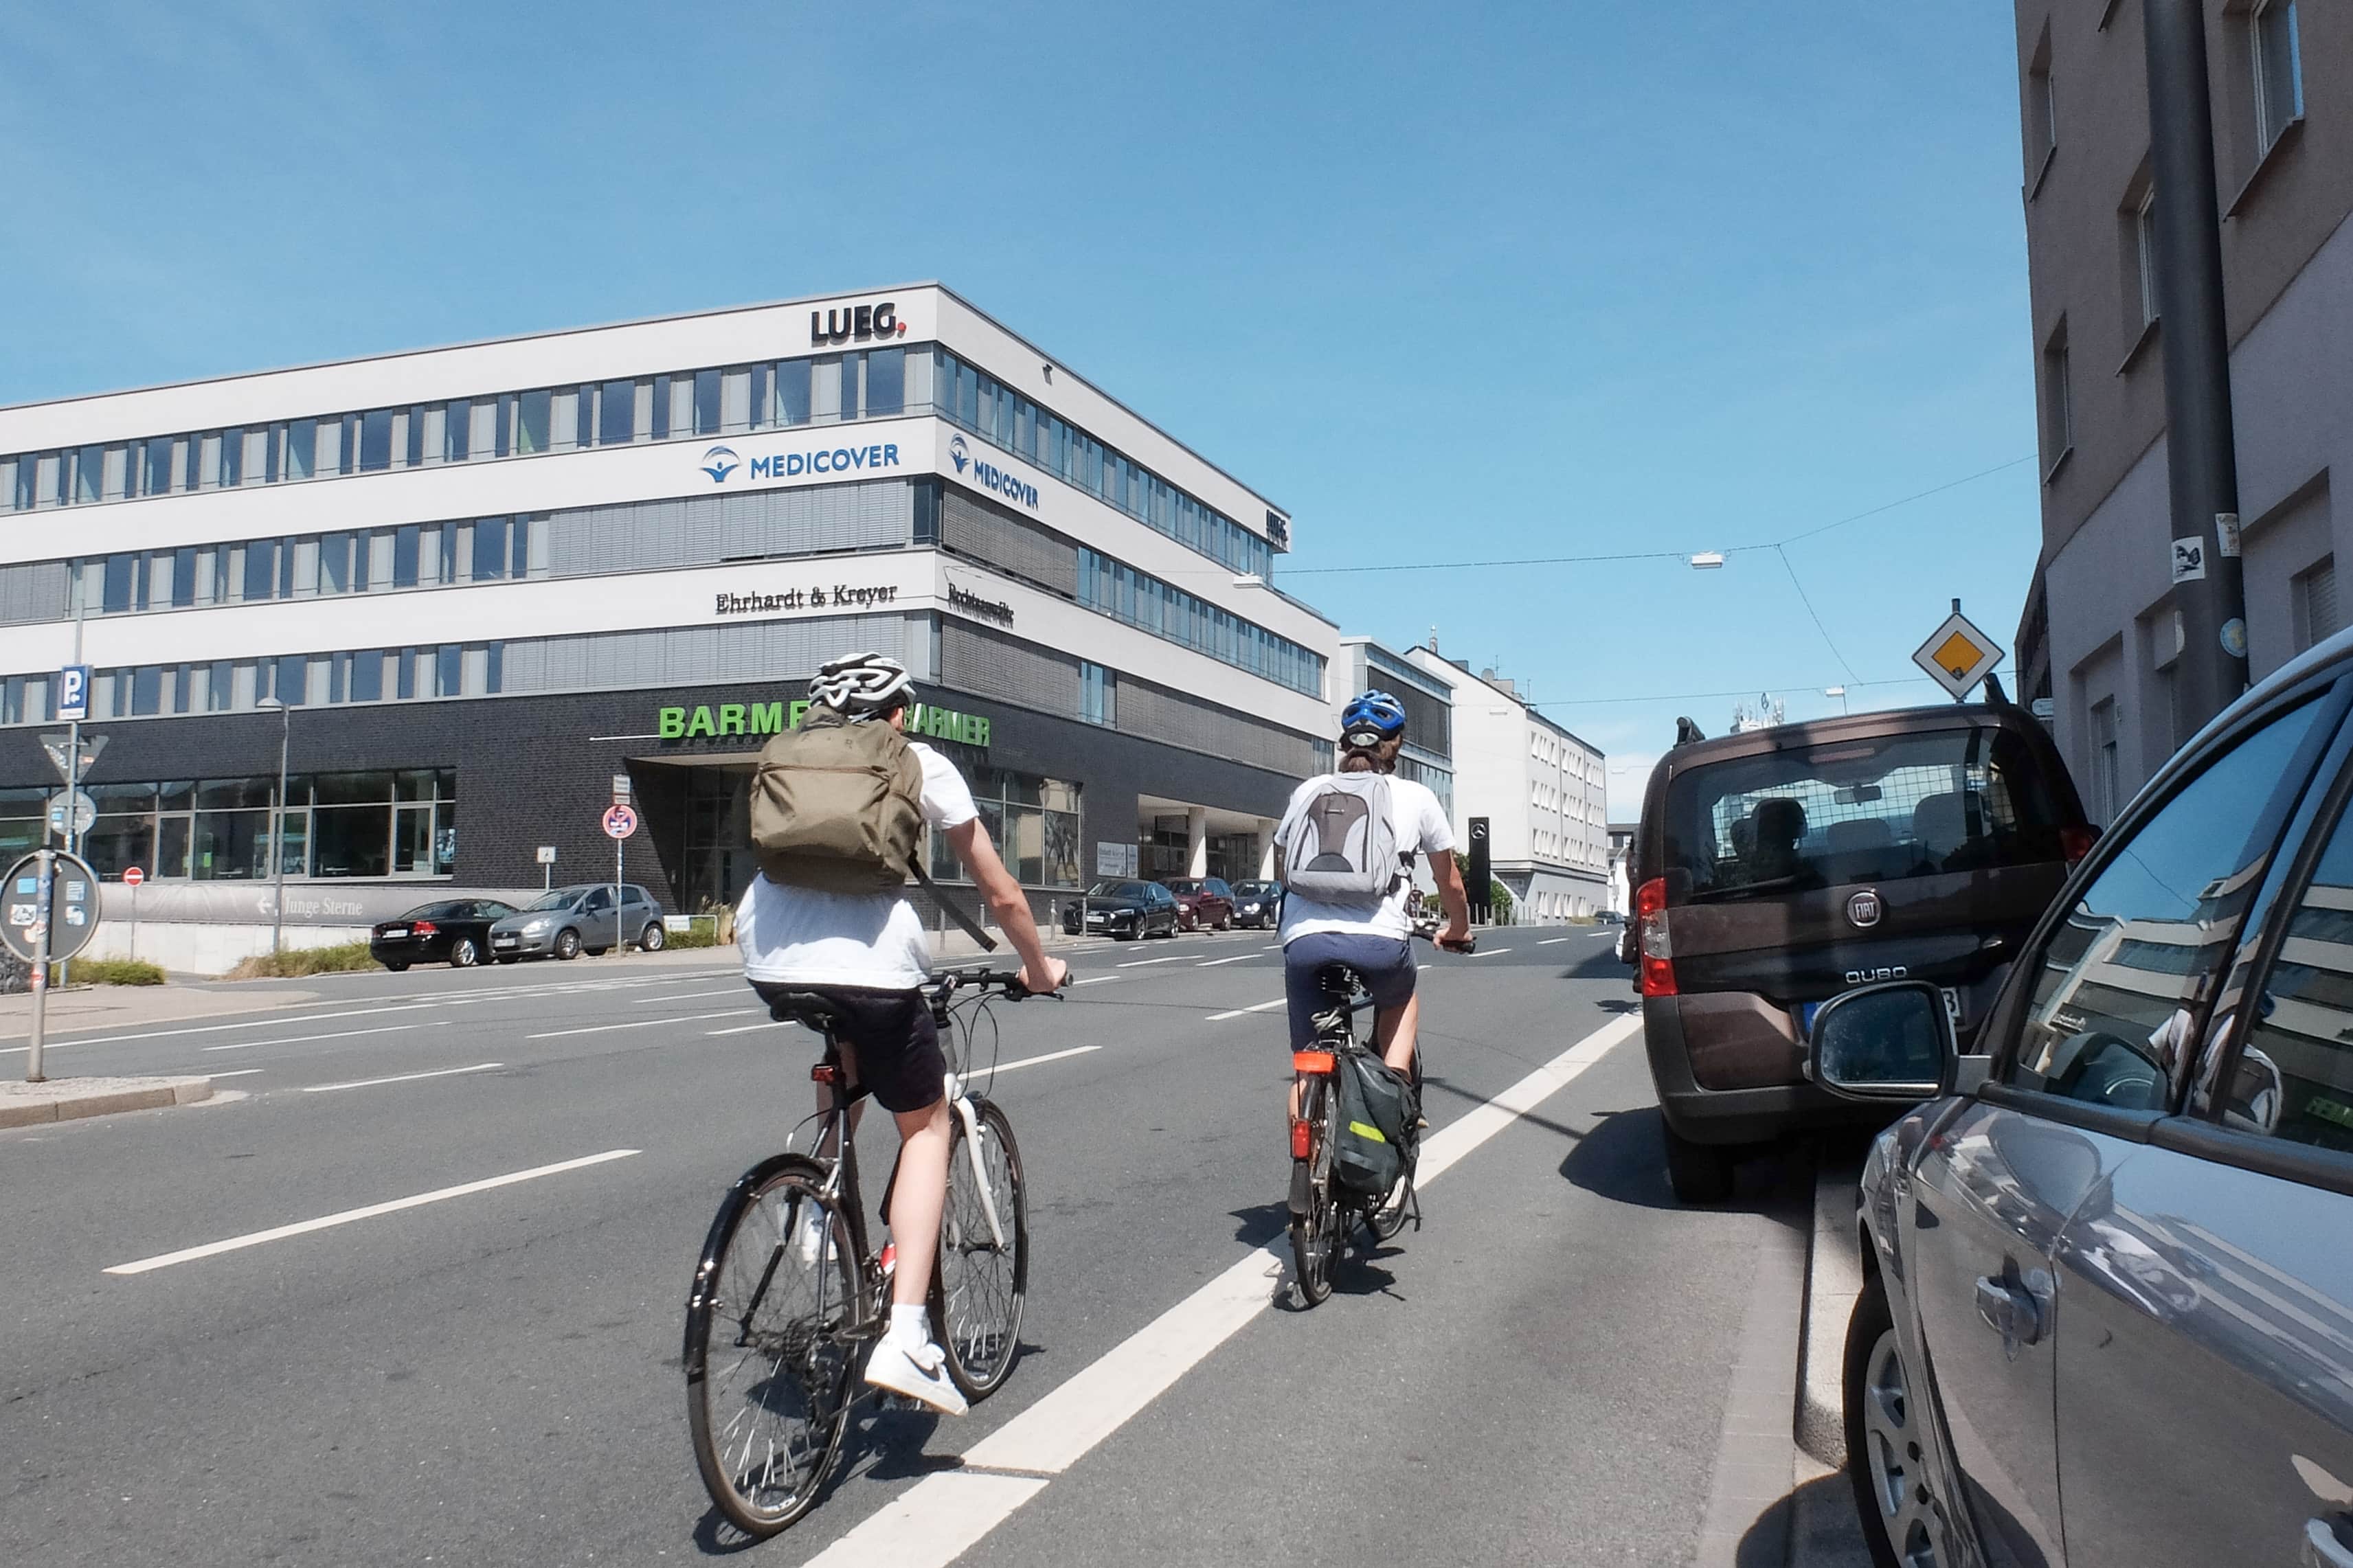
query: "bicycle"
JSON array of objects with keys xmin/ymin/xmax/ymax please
[
  {"xmin": 1286, "ymin": 924, "xmax": 1468, "ymax": 1306},
  {"xmin": 684, "ymin": 966, "xmax": 1049, "ymax": 1536}
]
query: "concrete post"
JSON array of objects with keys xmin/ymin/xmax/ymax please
[{"xmin": 1186, "ymin": 806, "xmax": 1208, "ymax": 878}]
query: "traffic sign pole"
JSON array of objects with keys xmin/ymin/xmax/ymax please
[{"xmin": 25, "ymin": 850, "xmax": 52, "ymax": 1083}]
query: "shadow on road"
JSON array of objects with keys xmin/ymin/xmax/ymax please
[{"xmin": 1557, "ymin": 1106, "xmax": 1797, "ymax": 1214}]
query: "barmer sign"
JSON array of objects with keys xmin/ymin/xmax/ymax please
[{"xmin": 655, "ymin": 700, "xmax": 990, "ymax": 747}]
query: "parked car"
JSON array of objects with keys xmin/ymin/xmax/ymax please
[
  {"xmin": 1061, "ymin": 880, "xmax": 1180, "ymax": 942},
  {"xmin": 1164, "ymin": 876, "xmax": 1237, "ymax": 931},
  {"xmin": 369, "ymin": 898, "xmax": 519, "ymax": 970},
  {"xmin": 1812, "ymin": 637, "xmax": 2353, "ymax": 1568},
  {"xmin": 1631, "ymin": 703, "xmax": 2091, "ymax": 1202},
  {"xmin": 1230, "ymin": 879, "xmax": 1283, "ymax": 929},
  {"xmin": 488, "ymin": 883, "xmax": 668, "ymax": 961}
]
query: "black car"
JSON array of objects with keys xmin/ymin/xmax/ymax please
[
  {"xmin": 1230, "ymin": 879, "xmax": 1283, "ymax": 929},
  {"xmin": 370, "ymin": 899, "xmax": 519, "ymax": 971},
  {"xmin": 1061, "ymin": 880, "xmax": 1180, "ymax": 942}
]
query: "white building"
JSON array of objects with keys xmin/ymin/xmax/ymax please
[
  {"xmin": 1403, "ymin": 648, "xmax": 1610, "ymax": 922},
  {"xmin": 0, "ymin": 284, "xmax": 1336, "ymax": 964}
]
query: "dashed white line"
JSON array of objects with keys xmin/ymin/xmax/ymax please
[
  {"xmin": 1205, "ymin": 999, "xmax": 1286, "ymax": 1022},
  {"xmin": 1116, "ymin": 955, "xmax": 1189, "ymax": 968},
  {"xmin": 799, "ymin": 1013, "xmax": 1641, "ymax": 1567},
  {"xmin": 1195, "ymin": 953, "xmax": 1257, "ymax": 968},
  {"xmin": 102, "ymin": 1148, "xmax": 642, "ymax": 1275},
  {"xmin": 201, "ymin": 1022, "xmax": 443, "ymax": 1054},
  {"xmin": 527, "ymin": 1009, "xmax": 758, "ymax": 1040},
  {"xmin": 1537, "ymin": 938, "xmax": 1572, "ymax": 946},
  {"xmin": 1467, "ymin": 947, "xmax": 1509, "ymax": 957},
  {"xmin": 631, "ymin": 986, "xmax": 745, "ymax": 1005},
  {"xmin": 1, "ymin": 1002, "xmax": 444, "ymax": 1056},
  {"xmin": 302, "ymin": 1062, "xmax": 504, "ymax": 1093},
  {"xmin": 706, "ymin": 1021, "xmax": 787, "ymax": 1036},
  {"xmin": 205, "ymin": 1068, "xmax": 266, "ymax": 1079},
  {"xmin": 1072, "ymin": 975, "xmax": 1122, "ymax": 986},
  {"xmin": 977, "ymin": 1045, "xmax": 1101, "ymax": 1075}
]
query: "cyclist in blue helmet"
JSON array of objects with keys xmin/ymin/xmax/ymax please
[{"xmin": 1273, "ymin": 690, "xmax": 1472, "ymax": 1103}]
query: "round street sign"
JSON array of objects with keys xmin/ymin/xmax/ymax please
[
  {"xmin": 124, "ymin": 866, "xmax": 145, "ymax": 888},
  {"xmin": 602, "ymin": 804, "xmax": 639, "ymax": 840},
  {"xmin": 0, "ymin": 850, "xmax": 101, "ymax": 965},
  {"xmin": 46, "ymin": 788, "xmax": 97, "ymax": 838}
]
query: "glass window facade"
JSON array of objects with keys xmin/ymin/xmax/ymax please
[
  {"xmin": 1077, "ymin": 547, "xmax": 1321, "ymax": 696},
  {"xmin": 19, "ymin": 767, "xmax": 458, "ymax": 883},
  {"xmin": 82, "ymin": 643, "xmax": 500, "ymax": 720},
  {"xmin": 927, "ymin": 767, "xmax": 1081, "ymax": 889}
]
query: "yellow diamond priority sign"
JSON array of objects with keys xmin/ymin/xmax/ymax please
[{"xmin": 1911, "ymin": 610, "xmax": 2004, "ymax": 701}]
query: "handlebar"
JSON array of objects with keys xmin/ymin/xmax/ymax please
[
  {"xmin": 928, "ymin": 965, "xmax": 1066, "ymax": 1001},
  {"xmin": 1411, "ymin": 919, "xmax": 1477, "ymax": 956}
]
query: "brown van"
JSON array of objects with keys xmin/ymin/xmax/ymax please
[{"xmin": 1632, "ymin": 703, "xmax": 2091, "ymax": 1201}]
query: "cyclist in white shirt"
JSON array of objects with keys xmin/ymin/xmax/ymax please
[
  {"xmin": 1276, "ymin": 691, "xmax": 1472, "ymax": 1087},
  {"xmin": 734, "ymin": 652, "xmax": 1066, "ymax": 1416}
]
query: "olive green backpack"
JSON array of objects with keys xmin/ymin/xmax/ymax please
[{"xmin": 749, "ymin": 709, "xmax": 925, "ymax": 894}]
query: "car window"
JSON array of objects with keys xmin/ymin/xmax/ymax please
[
  {"xmin": 2007, "ymin": 698, "xmax": 2328, "ymax": 1112},
  {"xmin": 580, "ymin": 887, "xmax": 611, "ymax": 911},
  {"xmin": 1208, "ymin": 880, "xmax": 1232, "ymax": 897},
  {"xmin": 2222, "ymin": 784, "xmax": 2353, "ymax": 1150},
  {"xmin": 1660, "ymin": 725, "xmax": 2069, "ymax": 902}
]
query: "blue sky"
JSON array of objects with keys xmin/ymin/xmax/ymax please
[{"xmin": 0, "ymin": 1, "xmax": 2038, "ymax": 812}]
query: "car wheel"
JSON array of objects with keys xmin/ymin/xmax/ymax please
[
  {"xmin": 1845, "ymin": 1272, "xmax": 1953, "ymax": 1568},
  {"xmin": 1216, "ymin": 912, "xmax": 1232, "ymax": 931},
  {"xmin": 640, "ymin": 922, "xmax": 666, "ymax": 953},
  {"xmin": 1661, "ymin": 1121, "xmax": 1737, "ymax": 1205},
  {"xmin": 554, "ymin": 929, "xmax": 581, "ymax": 961},
  {"xmin": 449, "ymin": 938, "xmax": 480, "ymax": 968},
  {"xmin": 382, "ymin": 961, "xmax": 410, "ymax": 973}
]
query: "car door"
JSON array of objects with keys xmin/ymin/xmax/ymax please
[
  {"xmin": 1906, "ymin": 684, "xmax": 2341, "ymax": 1568},
  {"xmin": 2052, "ymin": 691, "xmax": 2353, "ymax": 1568},
  {"xmin": 577, "ymin": 886, "xmax": 613, "ymax": 947}
]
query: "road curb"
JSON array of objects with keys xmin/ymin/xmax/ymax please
[
  {"xmin": 1797, "ymin": 1153, "xmax": 1862, "ymax": 1468},
  {"xmin": 0, "ymin": 1074, "xmax": 214, "ymax": 1128}
]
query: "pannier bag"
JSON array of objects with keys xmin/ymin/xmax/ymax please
[
  {"xmin": 750, "ymin": 709, "xmax": 925, "ymax": 893},
  {"xmin": 1279, "ymin": 772, "xmax": 1403, "ymax": 907},
  {"xmin": 1331, "ymin": 1050, "xmax": 1417, "ymax": 1197}
]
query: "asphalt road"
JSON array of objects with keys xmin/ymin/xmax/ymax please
[{"xmin": 1, "ymin": 925, "xmax": 1808, "ymax": 1567}]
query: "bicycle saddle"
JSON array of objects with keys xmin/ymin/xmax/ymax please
[{"xmin": 767, "ymin": 991, "xmax": 853, "ymax": 1033}]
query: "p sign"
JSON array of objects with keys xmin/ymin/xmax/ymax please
[{"xmin": 57, "ymin": 664, "xmax": 91, "ymax": 723}]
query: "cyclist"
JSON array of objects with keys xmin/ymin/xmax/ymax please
[
  {"xmin": 1275, "ymin": 691, "xmax": 1472, "ymax": 1098},
  {"xmin": 734, "ymin": 651, "xmax": 1066, "ymax": 1416}
]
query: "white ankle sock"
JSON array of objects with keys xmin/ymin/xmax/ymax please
[{"xmin": 888, "ymin": 1304, "xmax": 930, "ymax": 1344}]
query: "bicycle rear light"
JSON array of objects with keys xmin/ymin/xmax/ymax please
[
  {"xmin": 1292, "ymin": 1051, "xmax": 1335, "ymax": 1074},
  {"xmin": 809, "ymin": 1063, "xmax": 839, "ymax": 1084},
  {"xmin": 1290, "ymin": 1119, "xmax": 1312, "ymax": 1159},
  {"xmin": 1636, "ymin": 877, "xmax": 1676, "ymax": 997}
]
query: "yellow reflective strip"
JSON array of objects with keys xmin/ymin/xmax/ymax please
[{"xmin": 1347, "ymin": 1121, "xmax": 1387, "ymax": 1144}]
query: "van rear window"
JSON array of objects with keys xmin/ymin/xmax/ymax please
[{"xmin": 1662, "ymin": 727, "xmax": 2067, "ymax": 902}]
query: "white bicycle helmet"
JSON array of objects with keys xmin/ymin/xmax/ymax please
[{"xmin": 808, "ymin": 650, "xmax": 914, "ymax": 715}]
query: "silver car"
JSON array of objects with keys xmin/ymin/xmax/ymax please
[
  {"xmin": 1812, "ymin": 632, "xmax": 2353, "ymax": 1568},
  {"xmin": 488, "ymin": 882, "xmax": 667, "ymax": 962}
]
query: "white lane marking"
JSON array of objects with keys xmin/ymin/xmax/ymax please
[
  {"xmin": 1195, "ymin": 953, "xmax": 1257, "ymax": 968},
  {"xmin": 1072, "ymin": 975, "xmax": 1121, "ymax": 986},
  {"xmin": 0, "ymin": 1002, "xmax": 444, "ymax": 1055},
  {"xmin": 1537, "ymin": 938, "xmax": 1572, "ymax": 946},
  {"xmin": 1417, "ymin": 964, "xmax": 1433, "ymax": 972},
  {"xmin": 1116, "ymin": 955, "xmax": 1189, "ymax": 968},
  {"xmin": 1205, "ymin": 998, "xmax": 1286, "ymax": 1022},
  {"xmin": 980, "ymin": 1045, "xmax": 1101, "ymax": 1075},
  {"xmin": 205, "ymin": 1068, "xmax": 266, "ymax": 1079},
  {"xmin": 1467, "ymin": 947, "xmax": 1509, "ymax": 957},
  {"xmin": 527, "ymin": 1009, "xmax": 758, "ymax": 1040},
  {"xmin": 802, "ymin": 1012, "xmax": 1641, "ymax": 1566},
  {"xmin": 302, "ymin": 1062, "xmax": 504, "ymax": 1093},
  {"xmin": 1263, "ymin": 942, "xmax": 1283, "ymax": 950},
  {"xmin": 102, "ymin": 1148, "xmax": 641, "ymax": 1275},
  {"xmin": 201, "ymin": 1022, "xmax": 443, "ymax": 1054},
  {"xmin": 708, "ymin": 1020, "xmax": 793, "ymax": 1036},
  {"xmin": 631, "ymin": 986, "xmax": 745, "ymax": 1005}
]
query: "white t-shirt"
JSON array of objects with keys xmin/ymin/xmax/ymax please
[
  {"xmin": 1276, "ymin": 774, "xmax": 1456, "ymax": 942},
  {"xmin": 736, "ymin": 741, "xmax": 978, "ymax": 989}
]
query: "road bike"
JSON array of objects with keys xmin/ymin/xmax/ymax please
[
  {"xmin": 684, "ymin": 966, "xmax": 1046, "ymax": 1536},
  {"xmin": 1286, "ymin": 924, "xmax": 1467, "ymax": 1306}
]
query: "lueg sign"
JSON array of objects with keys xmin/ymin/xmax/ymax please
[
  {"xmin": 655, "ymin": 700, "xmax": 990, "ymax": 747},
  {"xmin": 811, "ymin": 301, "xmax": 906, "ymax": 345}
]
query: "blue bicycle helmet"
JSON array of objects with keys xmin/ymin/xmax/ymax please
[{"xmin": 1340, "ymin": 690, "xmax": 1408, "ymax": 743}]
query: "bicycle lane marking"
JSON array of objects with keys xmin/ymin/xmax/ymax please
[
  {"xmin": 797, "ymin": 1010, "xmax": 1643, "ymax": 1568},
  {"xmin": 1204, "ymin": 999, "xmax": 1285, "ymax": 1021}
]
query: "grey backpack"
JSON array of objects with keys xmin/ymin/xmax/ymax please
[{"xmin": 1279, "ymin": 772, "xmax": 1403, "ymax": 907}]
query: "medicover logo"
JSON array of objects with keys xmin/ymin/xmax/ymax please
[
  {"xmin": 700, "ymin": 446, "xmax": 740, "ymax": 484},
  {"xmin": 949, "ymin": 435, "xmax": 970, "ymax": 474}
]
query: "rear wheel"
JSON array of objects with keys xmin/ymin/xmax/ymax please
[
  {"xmin": 686, "ymin": 1157, "xmax": 859, "ymax": 1538},
  {"xmin": 1288, "ymin": 1077, "xmax": 1340, "ymax": 1306},
  {"xmin": 449, "ymin": 938, "xmax": 480, "ymax": 968},
  {"xmin": 1845, "ymin": 1273, "xmax": 1952, "ymax": 1568},
  {"xmin": 932, "ymin": 1098, "xmax": 1027, "ymax": 1399},
  {"xmin": 1662, "ymin": 1121, "xmax": 1737, "ymax": 1205},
  {"xmin": 381, "ymin": 961, "xmax": 410, "ymax": 973}
]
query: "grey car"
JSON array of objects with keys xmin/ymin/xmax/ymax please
[
  {"xmin": 1812, "ymin": 633, "xmax": 2353, "ymax": 1568},
  {"xmin": 488, "ymin": 882, "xmax": 667, "ymax": 962}
]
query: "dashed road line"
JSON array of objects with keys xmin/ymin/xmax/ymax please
[
  {"xmin": 1205, "ymin": 999, "xmax": 1285, "ymax": 1022},
  {"xmin": 302, "ymin": 1062, "xmax": 504, "ymax": 1093},
  {"xmin": 1072, "ymin": 975, "xmax": 1121, "ymax": 986},
  {"xmin": 978, "ymin": 1045, "xmax": 1101, "ymax": 1075},
  {"xmin": 1, "ymin": 1003, "xmax": 444, "ymax": 1056},
  {"xmin": 527, "ymin": 1009, "xmax": 758, "ymax": 1040},
  {"xmin": 1537, "ymin": 937, "xmax": 1573, "ymax": 946},
  {"xmin": 1195, "ymin": 953, "xmax": 1258, "ymax": 968},
  {"xmin": 201, "ymin": 1022, "xmax": 444, "ymax": 1054},
  {"xmin": 1116, "ymin": 955, "xmax": 1190, "ymax": 968}
]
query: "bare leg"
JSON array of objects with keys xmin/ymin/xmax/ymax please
[
  {"xmin": 885, "ymin": 1098, "xmax": 953, "ymax": 1310},
  {"xmin": 1374, "ymin": 992, "xmax": 1421, "ymax": 1075}
]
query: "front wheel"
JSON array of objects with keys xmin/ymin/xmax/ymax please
[
  {"xmin": 1845, "ymin": 1272, "xmax": 1954, "ymax": 1568},
  {"xmin": 449, "ymin": 938, "xmax": 480, "ymax": 968},
  {"xmin": 1288, "ymin": 1077, "xmax": 1340, "ymax": 1306},
  {"xmin": 933, "ymin": 1098, "xmax": 1028, "ymax": 1399},
  {"xmin": 381, "ymin": 961, "xmax": 410, "ymax": 973},
  {"xmin": 686, "ymin": 1155, "xmax": 859, "ymax": 1538},
  {"xmin": 553, "ymin": 929, "xmax": 582, "ymax": 961},
  {"xmin": 640, "ymin": 922, "xmax": 666, "ymax": 953}
]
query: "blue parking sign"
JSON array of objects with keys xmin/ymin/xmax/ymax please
[{"xmin": 57, "ymin": 664, "xmax": 91, "ymax": 722}]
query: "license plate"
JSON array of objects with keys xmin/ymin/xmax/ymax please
[
  {"xmin": 381, "ymin": 928, "xmax": 408, "ymax": 940},
  {"xmin": 493, "ymin": 935, "xmax": 518, "ymax": 946},
  {"xmin": 1087, "ymin": 913, "xmax": 1107, "ymax": 924},
  {"xmin": 1803, "ymin": 988, "xmax": 1961, "ymax": 1038}
]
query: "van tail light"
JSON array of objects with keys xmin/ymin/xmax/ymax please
[
  {"xmin": 1290, "ymin": 1119, "xmax": 1313, "ymax": 1159},
  {"xmin": 1636, "ymin": 877, "xmax": 1676, "ymax": 998},
  {"xmin": 411, "ymin": 921, "xmax": 437, "ymax": 937},
  {"xmin": 2061, "ymin": 825, "xmax": 2097, "ymax": 865}
]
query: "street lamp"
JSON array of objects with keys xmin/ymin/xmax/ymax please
[
  {"xmin": 257, "ymin": 696, "xmax": 291, "ymax": 954},
  {"xmin": 1688, "ymin": 552, "xmax": 1726, "ymax": 569},
  {"xmin": 1825, "ymin": 685, "xmax": 1849, "ymax": 714}
]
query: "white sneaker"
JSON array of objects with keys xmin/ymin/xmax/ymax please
[
  {"xmin": 864, "ymin": 1334, "xmax": 969, "ymax": 1416},
  {"xmin": 789, "ymin": 1198, "xmax": 829, "ymax": 1267}
]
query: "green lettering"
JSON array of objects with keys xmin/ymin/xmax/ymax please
[
  {"xmin": 657, "ymin": 707, "xmax": 686, "ymax": 740},
  {"xmin": 971, "ymin": 716, "xmax": 990, "ymax": 747},
  {"xmin": 789, "ymin": 699, "xmax": 811, "ymax": 729},
  {"xmin": 684, "ymin": 705, "xmax": 717, "ymax": 738},
  {"xmin": 748, "ymin": 702, "xmax": 783, "ymax": 735},
  {"xmin": 718, "ymin": 703, "xmax": 745, "ymax": 736}
]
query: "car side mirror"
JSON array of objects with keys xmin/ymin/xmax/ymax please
[{"xmin": 1811, "ymin": 980, "xmax": 1955, "ymax": 1101}]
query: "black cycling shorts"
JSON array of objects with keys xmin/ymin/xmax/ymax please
[{"xmin": 750, "ymin": 983, "xmax": 946, "ymax": 1114}]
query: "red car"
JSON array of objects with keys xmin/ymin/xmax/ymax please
[{"xmin": 1162, "ymin": 877, "xmax": 1237, "ymax": 932}]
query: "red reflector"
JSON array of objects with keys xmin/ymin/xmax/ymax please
[
  {"xmin": 1292, "ymin": 1050, "xmax": 1335, "ymax": 1074},
  {"xmin": 1290, "ymin": 1119, "xmax": 1312, "ymax": 1159},
  {"xmin": 809, "ymin": 1064, "xmax": 838, "ymax": 1085},
  {"xmin": 411, "ymin": 921, "xmax": 436, "ymax": 937},
  {"xmin": 1636, "ymin": 877, "xmax": 1677, "ymax": 997},
  {"xmin": 2061, "ymin": 825, "xmax": 2097, "ymax": 865}
]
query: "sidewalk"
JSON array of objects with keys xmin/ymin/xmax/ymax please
[
  {"xmin": 0, "ymin": 1073, "xmax": 214, "ymax": 1129},
  {"xmin": 0, "ymin": 984, "xmax": 327, "ymax": 1045}
]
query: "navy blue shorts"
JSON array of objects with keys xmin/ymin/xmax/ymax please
[
  {"xmin": 750, "ymin": 982, "xmax": 946, "ymax": 1113},
  {"xmin": 1282, "ymin": 932, "xmax": 1417, "ymax": 1052}
]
